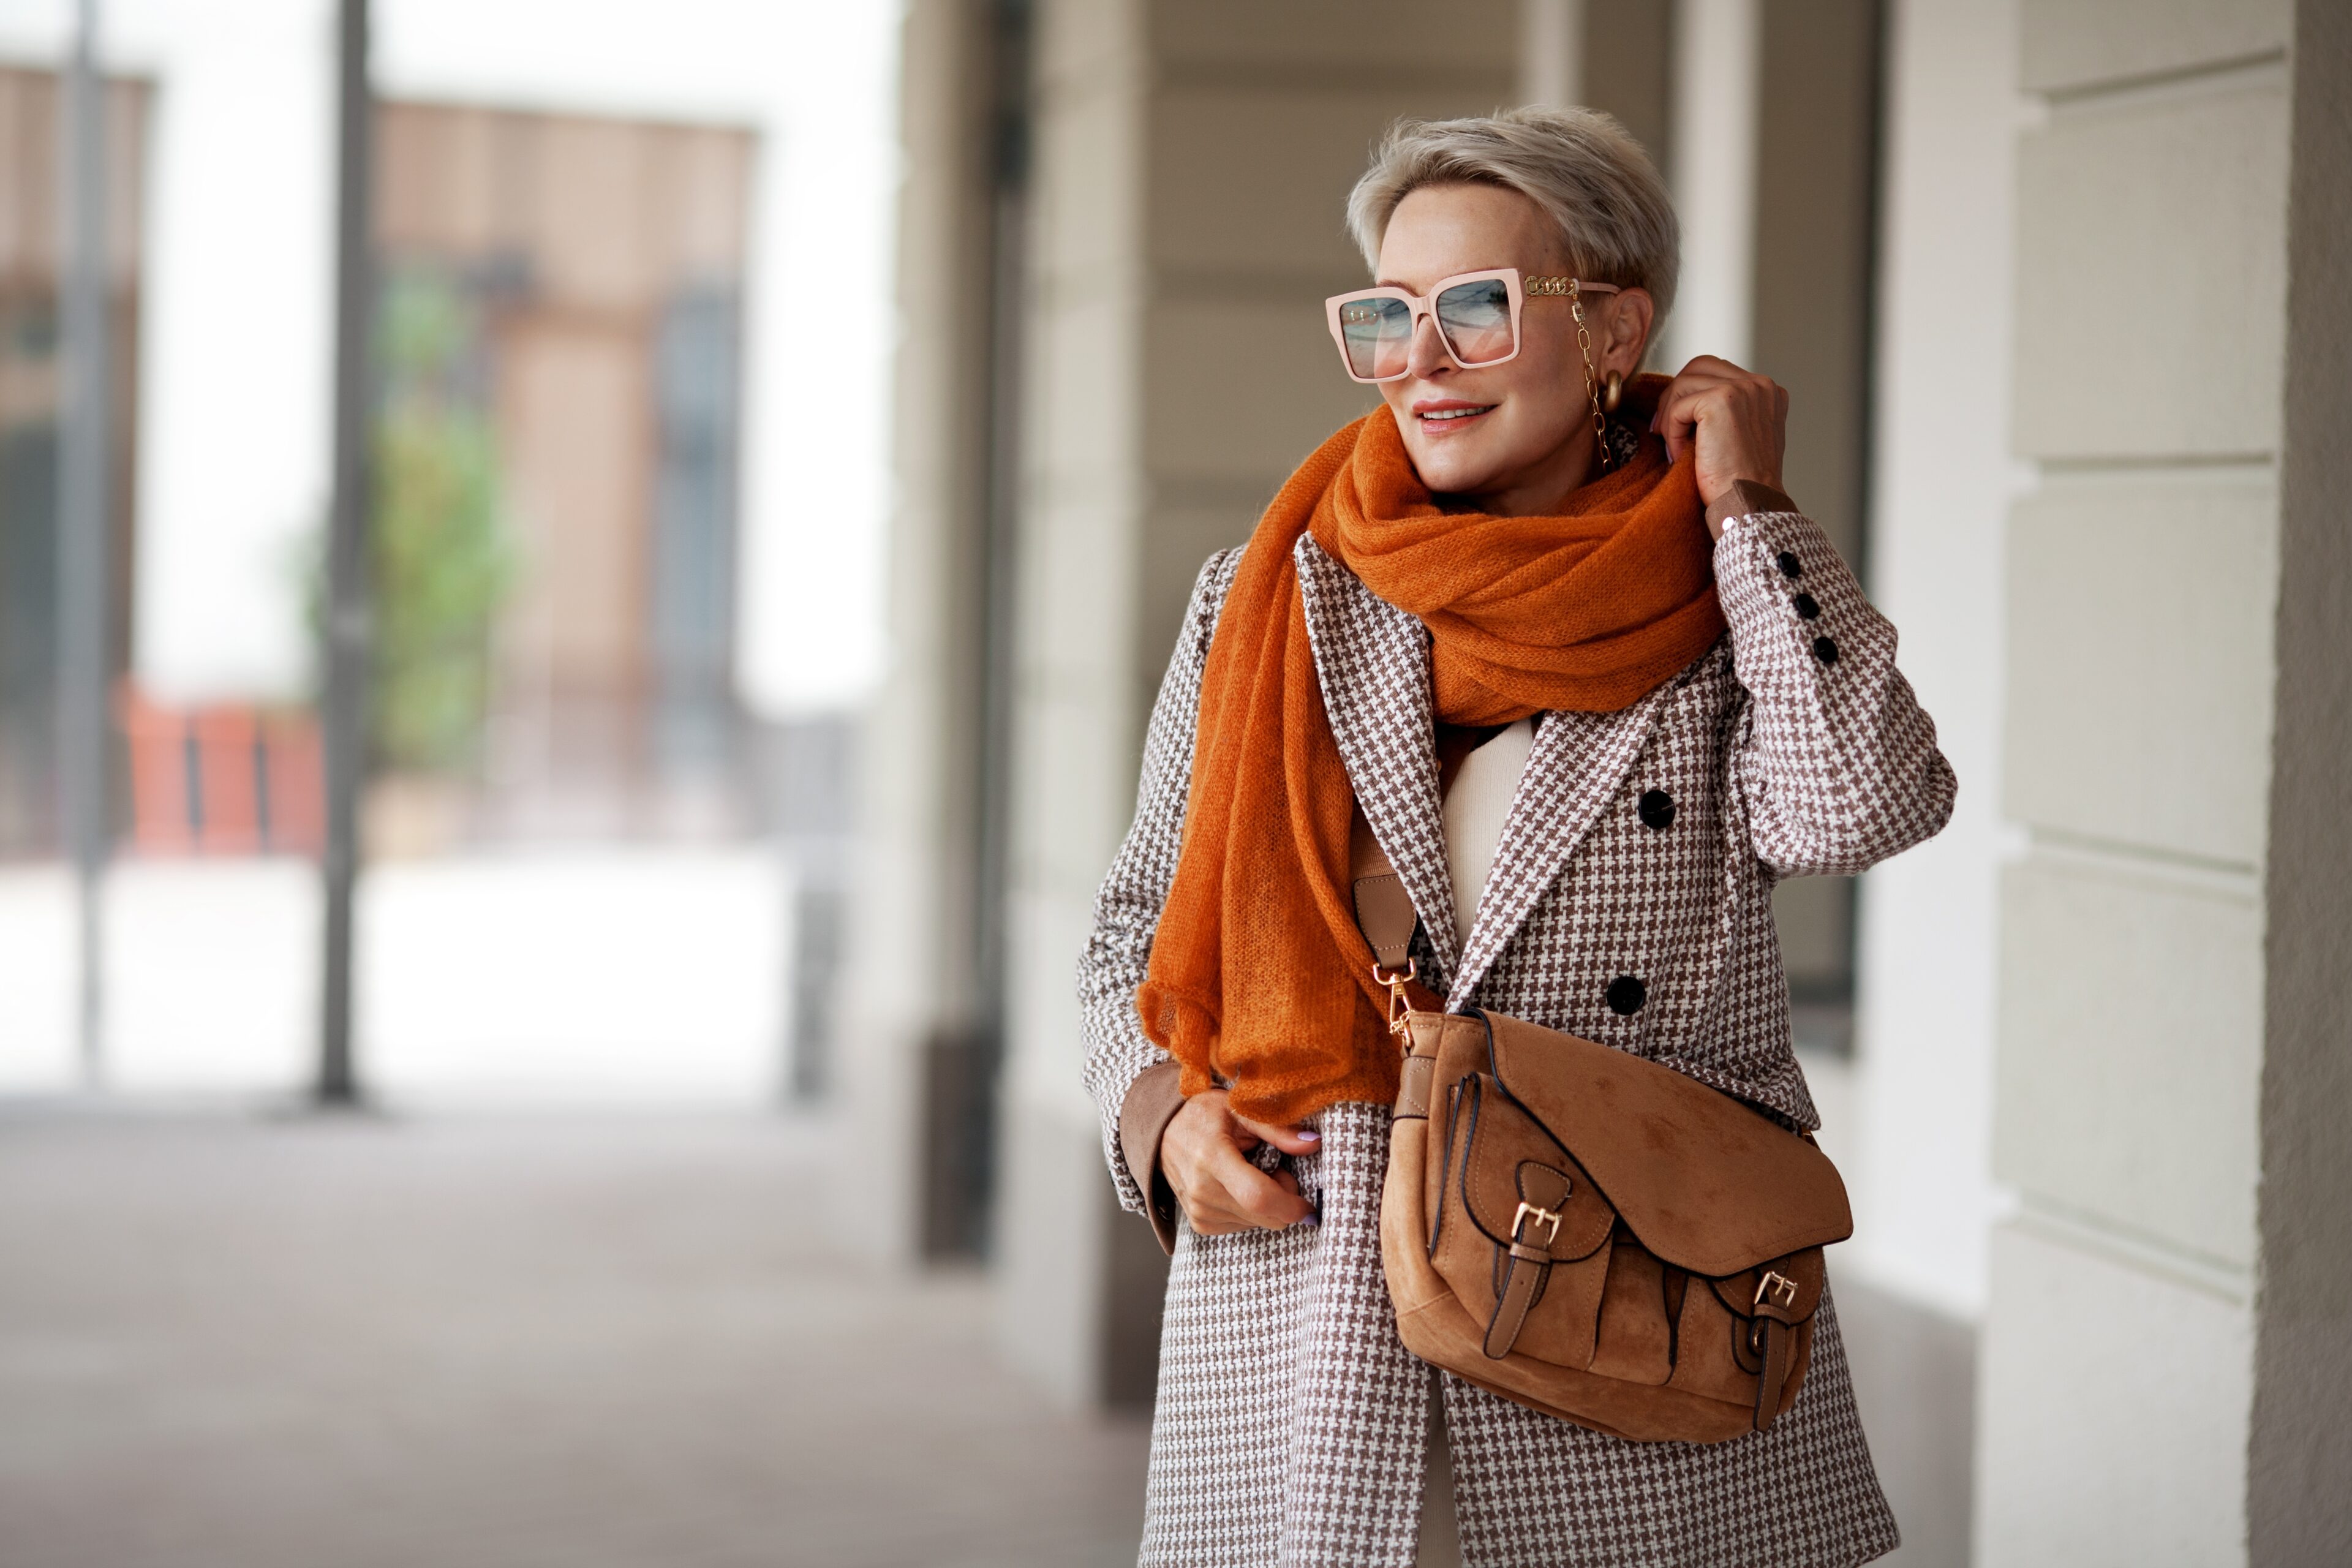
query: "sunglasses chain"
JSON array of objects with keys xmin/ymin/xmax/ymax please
[{"xmin": 1569, "ymin": 281, "xmax": 1614, "ymax": 474}]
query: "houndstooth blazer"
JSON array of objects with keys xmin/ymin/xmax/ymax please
[{"xmin": 1077, "ymin": 494, "xmax": 1955, "ymax": 1566}]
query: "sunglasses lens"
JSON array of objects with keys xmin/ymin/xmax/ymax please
[
  {"xmin": 1435, "ymin": 277, "xmax": 1515, "ymax": 365},
  {"xmin": 1335, "ymin": 295, "xmax": 1411, "ymax": 380}
]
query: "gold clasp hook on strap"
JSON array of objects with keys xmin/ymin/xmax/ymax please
[{"xmin": 1371, "ymin": 958, "xmax": 1416, "ymax": 1042}]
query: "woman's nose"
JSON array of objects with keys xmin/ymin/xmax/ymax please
[{"xmin": 1404, "ymin": 309, "xmax": 1451, "ymax": 379}]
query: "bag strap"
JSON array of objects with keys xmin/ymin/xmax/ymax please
[
  {"xmin": 1749, "ymin": 1261, "xmax": 1808, "ymax": 1431},
  {"xmin": 1481, "ymin": 1159, "xmax": 1574, "ymax": 1360},
  {"xmin": 1351, "ymin": 801, "xmax": 1442, "ymax": 1035},
  {"xmin": 1349, "ymin": 802, "xmax": 1419, "ymax": 968}
]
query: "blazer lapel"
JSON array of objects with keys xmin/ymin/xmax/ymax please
[
  {"xmin": 1445, "ymin": 682, "xmax": 1676, "ymax": 1007},
  {"xmin": 1294, "ymin": 534, "xmax": 1463, "ymax": 984}
]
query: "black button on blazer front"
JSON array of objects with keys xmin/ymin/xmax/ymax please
[
  {"xmin": 1638, "ymin": 789, "xmax": 1676, "ymax": 830},
  {"xmin": 1606, "ymin": 975, "xmax": 1646, "ymax": 1015}
]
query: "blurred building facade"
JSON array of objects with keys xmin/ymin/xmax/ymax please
[
  {"xmin": 374, "ymin": 100, "xmax": 758, "ymax": 840},
  {"xmin": 855, "ymin": 1, "xmax": 2351, "ymax": 1564},
  {"xmin": 0, "ymin": 64, "xmax": 145, "ymax": 856},
  {"xmin": 0, "ymin": 0, "xmax": 897, "ymax": 1103}
]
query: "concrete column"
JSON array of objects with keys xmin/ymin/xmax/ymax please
[
  {"xmin": 1977, "ymin": 1, "xmax": 2352, "ymax": 1560},
  {"xmin": 1665, "ymin": 0, "xmax": 1759, "ymax": 369},
  {"xmin": 2246, "ymin": 2, "xmax": 2352, "ymax": 1557},
  {"xmin": 990, "ymin": 0, "xmax": 1520, "ymax": 1406},
  {"xmin": 1518, "ymin": 0, "xmax": 1586, "ymax": 108},
  {"xmin": 1577, "ymin": 6, "xmax": 1674, "ymax": 173},
  {"xmin": 1836, "ymin": 4, "xmax": 2026, "ymax": 1560},
  {"xmin": 831, "ymin": 0, "xmax": 998, "ymax": 1265},
  {"xmin": 1853, "ymin": 0, "xmax": 2016, "ymax": 1327}
]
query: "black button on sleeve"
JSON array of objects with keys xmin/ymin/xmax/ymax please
[
  {"xmin": 1776, "ymin": 551, "xmax": 1803, "ymax": 579},
  {"xmin": 1792, "ymin": 592, "xmax": 1820, "ymax": 620},
  {"xmin": 1812, "ymin": 635, "xmax": 1839, "ymax": 665},
  {"xmin": 1638, "ymin": 789, "xmax": 1676, "ymax": 830},
  {"xmin": 1605, "ymin": 975, "xmax": 1647, "ymax": 1016}
]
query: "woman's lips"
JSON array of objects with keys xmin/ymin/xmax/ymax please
[{"xmin": 1413, "ymin": 399, "xmax": 1496, "ymax": 432}]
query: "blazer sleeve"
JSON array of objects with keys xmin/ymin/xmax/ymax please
[
  {"xmin": 1712, "ymin": 483, "xmax": 1958, "ymax": 876},
  {"xmin": 1077, "ymin": 546, "xmax": 1242, "ymax": 1246}
]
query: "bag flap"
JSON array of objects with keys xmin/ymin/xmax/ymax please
[
  {"xmin": 1455, "ymin": 1076, "xmax": 1616, "ymax": 1262},
  {"xmin": 1476, "ymin": 1009, "xmax": 1852, "ymax": 1277}
]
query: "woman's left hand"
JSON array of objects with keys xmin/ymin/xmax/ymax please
[{"xmin": 1653, "ymin": 356, "xmax": 1789, "ymax": 511}]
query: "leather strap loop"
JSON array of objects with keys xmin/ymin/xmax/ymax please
[
  {"xmin": 1396, "ymin": 1050, "xmax": 1437, "ymax": 1120},
  {"xmin": 1484, "ymin": 1242, "xmax": 1550, "ymax": 1360},
  {"xmin": 1752, "ymin": 1317, "xmax": 1793, "ymax": 1431}
]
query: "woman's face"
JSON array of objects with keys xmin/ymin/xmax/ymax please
[{"xmin": 1371, "ymin": 183, "xmax": 1654, "ymax": 514}]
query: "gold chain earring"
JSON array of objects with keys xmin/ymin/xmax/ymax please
[
  {"xmin": 1602, "ymin": 370, "xmax": 1624, "ymax": 415},
  {"xmin": 1569, "ymin": 282, "xmax": 1613, "ymax": 473}
]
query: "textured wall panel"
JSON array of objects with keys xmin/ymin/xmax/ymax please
[
  {"xmin": 2021, "ymin": 0, "xmax": 2288, "ymax": 94},
  {"xmin": 1977, "ymin": 1221, "xmax": 2253, "ymax": 1566},
  {"xmin": 2003, "ymin": 471, "xmax": 2278, "ymax": 864},
  {"xmin": 2013, "ymin": 80, "xmax": 2288, "ymax": 459},
  {"xmin": 1996, "ymin": 856, "xmax": 2262, "ymax": 1266}
]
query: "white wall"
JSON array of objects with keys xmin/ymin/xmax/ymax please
[
  {"xmin": 1648, "ymin": 0, "xmax": 2018, "ymax": 1324},
  {"xmin": 1845, "ymin": 0, "xmax": 2021, "ymax": 1319},
  {"xmin": 0, "ymin": 0, "xmax": 900, "ymax": 718},
  {"xmin": 1975, "ymin": 1, "xmax": 2294, "ymax": 1555}
]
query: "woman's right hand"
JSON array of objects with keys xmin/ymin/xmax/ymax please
[{"xmin": 1160, "ymin": 1089, "xmax": 1320, "ymax": 1235}]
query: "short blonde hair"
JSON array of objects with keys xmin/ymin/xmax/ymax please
[{"xmin": 1346, "ymin": 106, "xmax": 1679, "ymax": 319}]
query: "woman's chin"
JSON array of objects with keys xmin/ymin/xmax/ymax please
[{"xmin": 1401, "ymin": 441, "xmax": 1503, "ymax": 498}]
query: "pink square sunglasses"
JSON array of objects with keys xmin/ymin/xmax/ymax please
[{"xmin": 1323, "ymin": 268, "xmax": 1621, "ymax": 383}]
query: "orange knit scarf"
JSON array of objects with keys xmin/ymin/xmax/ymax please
[{"xmin": 1136, "ymin": 381, "xmax": 1725, "ymax": 1123}]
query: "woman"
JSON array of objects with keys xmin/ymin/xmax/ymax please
[{"xmin": 1079, "ymin": 107, "xmax": 1952, "ymax": 1567}]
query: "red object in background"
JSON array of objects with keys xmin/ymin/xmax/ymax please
[
  {"xmin": 117, "ymin": 684, "xmax": 324, "ymax": 854},
  {"xmin": 118, "ymin": 687, "xmax": 194, "ymax": 854},
  {"xmin": 262, "ymin": 713, "xmax": 323, "ymax": 851},
  {"xmin": 190, "ymin": 708, "xmax": 260, "ymax": 854}
]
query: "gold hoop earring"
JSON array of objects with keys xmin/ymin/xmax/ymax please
[{"xmin": 1602, "ymin": 371, "xmax": 1624, "ymax": 415}]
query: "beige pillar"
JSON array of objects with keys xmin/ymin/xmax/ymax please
[
  {"xmin": 1981, "ymin": 1, "xmax": 2351, "ymax": 1559},
  {"xmin": 1665, "ymin": 0, "xmax": 1761, "ymax": 371},
  {"xmin": 990, "ymin": 0, "xmax": 1522, "ymax": 1405},
  {"xmin": 833, "ymin": 0, "xmax": 998, "ymax": 1265},
  {"xmin": 2247, "ymin": 4, "xmax": 2352, "ymax": 1554}
]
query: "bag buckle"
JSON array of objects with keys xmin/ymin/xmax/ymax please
[
  {"xmin": 1371, "ymin": 958, "xmax": 1417, "ymax": 1042},
  {"xmin": 1755, "ymin": 1270, "xmax": 1800, "ymax": 1310},
  {"xmin": 1512, "ymin": 1200, "xmax": 1562, "ymax": 1248}
]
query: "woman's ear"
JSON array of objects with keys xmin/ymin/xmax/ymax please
[{"xmin": 1603, "ymin": 288, "xmax": 1656, "ymax": 376}]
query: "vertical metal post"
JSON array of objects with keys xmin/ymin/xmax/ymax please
[
  {"xmin": 56, "ymin": 0, "xmax": 110, "ymax": 1090},
  {"xmin": 317, "ymin": 0, "xmax": 373, "ymax": 1106}
]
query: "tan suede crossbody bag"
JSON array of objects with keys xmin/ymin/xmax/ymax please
[{"xmin": 1351, "ymin": 812, "xmax": 1852, "ymax": 1444}]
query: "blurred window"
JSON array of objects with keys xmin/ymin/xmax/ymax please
[
  {"xmin": 373, "ymin": 102, "xmax": 758, "ymax": 846},
  {"xmin": 0, "ymin": 67, "xmax": 147, "ymax": 860}
]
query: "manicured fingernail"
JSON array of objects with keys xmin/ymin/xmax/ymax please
[{"xmin": 1297, "ymin": 1129, "xmax": 1319, "ymax": 1142}]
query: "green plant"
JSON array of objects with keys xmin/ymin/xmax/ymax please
[{"xmin": 366, "ymin": 273, "xmax": 512, "ymax": 774}]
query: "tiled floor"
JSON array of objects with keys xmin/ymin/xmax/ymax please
[{"xmin": 0, "ymin": 1113, "xmax": 1149, "ymax": 1568}]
